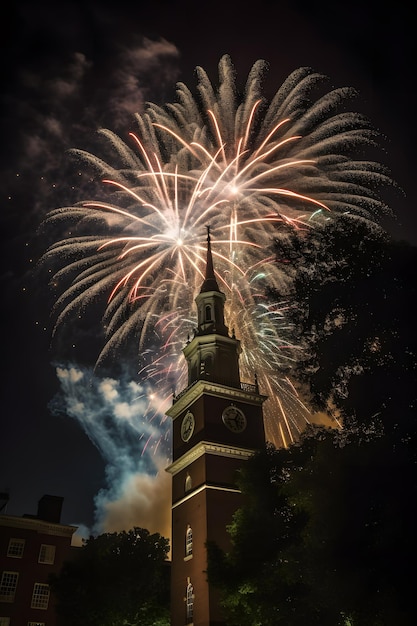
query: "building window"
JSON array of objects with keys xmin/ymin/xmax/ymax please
[
  {"xmin": 28, "ymin": 622, "xmax": 45, "ymax": 626},
  {"xmin": 0, "ymin": 617, "xmax": 11, "ymax": 626},
  {"xmin": 203, "ymin": 354, "xmax": 212, "ymax": 377},
  {"xmin": 7, "ymin": 538, "xmax": 25, "ymax": 558},
  {"xmin": 31, "ymin": 583, "xmax": 50, "ymax": 610},
  {"xmin": 186, "ymin": 577, "xmax": 194, "ymax": 623},
  {"xmin": 0, "ymin": 571, "xmax": 19, "ymax": 602},
  {"xmin": 185, "ymin": 472, "xmax": 192, "ymax": 493},
  {"xmin": 38, "ymin": 544, "xmax": 56, "ymax": 564},
  {"xmin": 185, "ymin": 525, "xmax": 193, "ymax": 556},
  {"xmin": 205, "ymin": 305, "xmax": 212, "ymax": 321}
]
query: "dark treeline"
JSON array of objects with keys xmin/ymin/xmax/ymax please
[{"xmin": 207, "ymin": 215, "xmax": 416, "ymax": 625}]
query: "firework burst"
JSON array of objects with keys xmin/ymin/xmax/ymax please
[{"xmin": 40, "ymin": 55, "xmax": 392, "ymax": 446}]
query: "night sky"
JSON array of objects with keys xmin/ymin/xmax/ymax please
[{"xmin": 1, "ymin": 0, "xmax": 415, "ymax": 545}]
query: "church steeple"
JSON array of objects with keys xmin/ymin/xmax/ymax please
[
  {"xmin": 184, "ymin": 229, "xmax": 240, "ymax": 387},
  {"xmin": 195, "ymin": 227, "xmax": 229, "ymax": 338}
]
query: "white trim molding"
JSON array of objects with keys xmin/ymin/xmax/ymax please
[{"xmin": 166, "ymin": 440, "xmax": 254, "ymax": 476}]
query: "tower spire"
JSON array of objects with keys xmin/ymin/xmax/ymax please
[
  {"xmin": 200, "ymin": 226, "xmax": 220, "ymax": 293},
  {"xmin": 182, "ymin": 227, "xmax": 240, "ymax": 385},
  {"xmin": 195, "ymin": 227, "xmax": 228, "ymax": 338}
]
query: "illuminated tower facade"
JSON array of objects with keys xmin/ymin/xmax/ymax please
[{"xmin": 166, "ymin": 229, "xmax": 267, "ymax": 626}]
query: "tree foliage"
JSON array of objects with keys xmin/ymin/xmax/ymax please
[
  {"xmin": 207, "ymin": 217, "xmax": 417, "ymax": 624},
  {"xmin": 275, "ymin": 214, "xmax": 417, "ymax": 440},
  {"xmin": 50, "ymin": 527, "xmax": 170, "ymax": 626},
  {"xmin": 208, "ymin": 425, "xmax": 415, "ymax": 625}
]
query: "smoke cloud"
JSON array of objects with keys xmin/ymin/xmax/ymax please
[
  {"xmin": 2, "ymin": 36, "xmax": 181, "ymax": 240},
  {"xmin": 52, "ymin": 365, "xmax": 172, "ymax": 544}
]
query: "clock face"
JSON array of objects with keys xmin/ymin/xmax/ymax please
[
  {"xmin": 222, "ymin": 405, "xmax": 247, "ymax": 433},
  {"xmin": 181, "ymin": 411, "xmax": 195, "ymax": 442}
]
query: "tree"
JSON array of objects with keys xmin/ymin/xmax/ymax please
[
  {"xmin": 207, "ymin": 441, "xmax": 314, "ymax": 626},
  {"xmin": 208, "ymin": 426, "xmax": 416, "ymax": 625},
  {"xmin": 207, "ymin": 216, "xmax": 417, "ymax": 624},
  {"xmin": 50, "ymin": 527, "xmax": 170, "ymax": 626},
  {"xmin": 274, "ymin": 214, "xmax": 417, "ymax": 444}
]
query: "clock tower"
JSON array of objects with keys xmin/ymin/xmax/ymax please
[{"xmin": 166, "ymin": 228, "xmax": 267, "ymax": 626}]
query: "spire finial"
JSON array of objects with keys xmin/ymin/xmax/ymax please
[{"xmin": 206, "ymin": 225, "xmax": 214, "ymax": 278}]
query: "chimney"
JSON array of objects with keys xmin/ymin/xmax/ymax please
[
  {"xmin": 37, "ymin": 495, "xmax": 64, "ymax": 523},
  {"xmin": 0, "ymin": 492, "xmax": 9, "ymax": 513}
]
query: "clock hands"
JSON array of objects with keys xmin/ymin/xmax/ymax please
[
  {"xmin": 222, "ymin": 405, "xmax": 246, "ymax": 432},
  {"xmin": 181, "ymin": 412, "xmax": 195, "ymax": 441}
]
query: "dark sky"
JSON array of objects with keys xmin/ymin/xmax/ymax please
[{"xmin": 1, "ymin": 0, "xmax": 415, "ymax": 543}]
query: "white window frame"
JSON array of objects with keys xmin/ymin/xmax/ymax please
[
  {"xmin": 0, "ymin": 571, "xmax": 19, "ymax": 602},
  {"xmin": 186, "ymin": 579, "xmax": 194, "ymax": 622},
  {"xmin": 185, "ymin": 473, "xmax": 192, "ymax": 492},
  {"xmin": 7, "ymin": 538, "xmax": 25, "ymax": 558},
  {"xmin": 31, "ymin": 583, "xmax": 50, "ymax": 610},
  {"xmin": 185, "ymin": 525, "xmax": 193, "ymax": 556},
  {"xmin": 38, "ymin": 544, "xmax": 56, "ymax": 565}
]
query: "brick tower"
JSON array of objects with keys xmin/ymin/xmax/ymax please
[{"xmin": 166, "ymin": 228, "xmax": 267, "ymax": 625}]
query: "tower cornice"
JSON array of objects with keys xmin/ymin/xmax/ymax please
[
  {"xmin": 183, "ymin": 330, "xmax": 241, "ymax": 359},
  {"xmin": 165, "ymin": 440, "xmax": 255, "ymax": 476},
  {"xmin": 167, "ymin": 379, "xmax": 267, "ymax": 420}
]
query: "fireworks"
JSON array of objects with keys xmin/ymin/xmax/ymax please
[{"xmin": 40, "ymin": 55, "xmax": 392, "ymax": 447}]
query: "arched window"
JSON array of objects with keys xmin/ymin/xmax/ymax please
[
  {"xmin": 203, "ymin": 354, "xmax": 212, "ymax": 377},
  {"xmin": 205, "ymin": 304, "xmax": 212, "ymax": 321},
  {"xmin": 186, "ymin": 577, "xmax": 194, "ymax": 622},
  {"xmin": 185, "ymin": 472, "xmax": 192, "ymax": 493},
  {"xmin": 185, "ymin": 525, "xmax": 193, "ymax": 556}
]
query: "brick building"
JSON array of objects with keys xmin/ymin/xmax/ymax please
[{"xmin": 0, "ymin": 494, "xmax": 77, "ymax": 626}]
